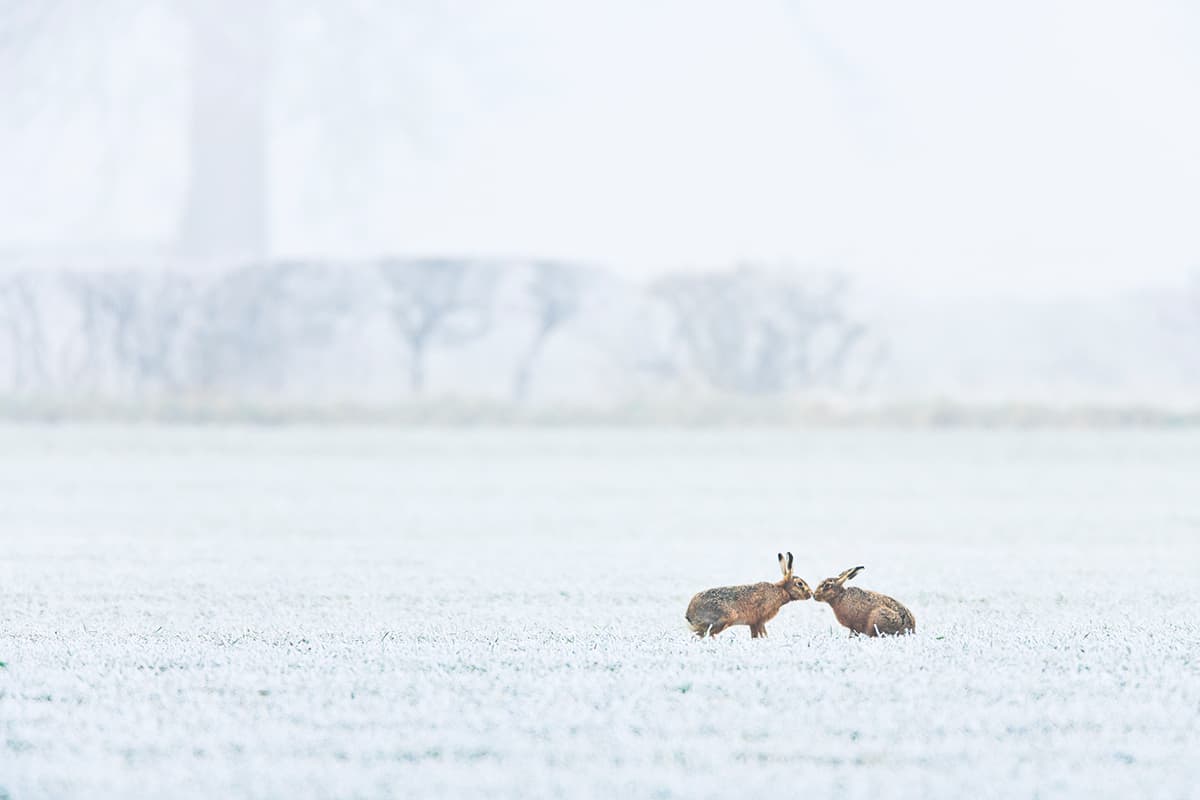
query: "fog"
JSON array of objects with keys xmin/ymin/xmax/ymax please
[{"xmin": 1, "ymin": 1, "xmax": 1198, "ymax": 413}]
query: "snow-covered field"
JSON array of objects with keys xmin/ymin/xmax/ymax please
[{"xmin": 1, "ymin": 425, "xmax": 1198, "ymax": 798}]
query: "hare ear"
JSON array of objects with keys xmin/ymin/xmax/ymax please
[
  {"xmin": 777, "ymin": 552, "xmax": 788, "ymax": 576},
  {"xmin": 786, "ymin": 552, "xmax": 794, "ymax": 573},
  {"xmin": 836, "ymin": 566, "xmax": 865, "ymax": 584}
]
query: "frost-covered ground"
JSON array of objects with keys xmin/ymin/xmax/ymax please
[{"xmin": 1, "ymin": 425, "xmax": 1198, "ymax": 799}]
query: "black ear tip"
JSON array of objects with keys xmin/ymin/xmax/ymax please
[{"xmin": 777, "ymin": 552, "xmax": 783, "ymax": 560}]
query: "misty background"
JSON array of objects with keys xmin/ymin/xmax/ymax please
[{"xmin": 2, "ymin": 1, "xmax": 1198, "ymax": 417}]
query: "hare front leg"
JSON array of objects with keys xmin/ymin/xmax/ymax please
[{"xmin": 750, "ymin": 623, "xmax": 767, "ymax": 638}]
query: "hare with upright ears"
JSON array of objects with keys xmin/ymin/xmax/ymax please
[
  {"xmin": 686, "ymin": 552, "xmax": 812, "ymax": 638},
  {"xmin": 813, "ymin": 566, "xmax": 916, "ymax": 637}
]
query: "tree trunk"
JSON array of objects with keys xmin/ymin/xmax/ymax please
[
  {"xmin": 175, "ymin": 1, "xmax": 269, "ymax": 263},
  {"xmin": 408, "ymin": 340, "xmax": 426, "ymax": 394},
  {"xmin": 512, "ymin": 327, "xmax": 548, "ymax": 402}
]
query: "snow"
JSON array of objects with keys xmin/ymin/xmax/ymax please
[{"xmin": 1, "ymin": 425, "xmax": 1198, "ymax": 798}]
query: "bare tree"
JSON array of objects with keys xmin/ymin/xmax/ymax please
[
  {"xmin": 652, "ymin": 266, "xmax": 875, "ymax": 395},
  {"xmin": 512, "ymin": 261, "xmax": 581, "ymax": 401},
  {"xmin": 188, "ymin": 261, "xmax": 350, "ymax": 393},
  {"xmin": 377, "ymin": 259, "xmax": 496, "ymax": 394},
  {"xmin": 0, "ymin": 271, "xmax": 48, "ymax": 392},
  {"xmin": 0, "ymin": 0, "xmax": 269, "ymax": 262},
  {"xmin": 62, "ymin": 270, "xmax": 196, "ymax": 395},
  {"xmin": 1, "ymin": 3, "xmax": 497, "ymax": 264}
]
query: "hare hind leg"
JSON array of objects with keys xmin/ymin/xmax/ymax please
[
  {"xmin": 688, "ymin": 610, "xmax": 726, "ymax": 637},
  {"xmin": 867, "ymin": 607, "xmax": 908, "ymax": 637}
]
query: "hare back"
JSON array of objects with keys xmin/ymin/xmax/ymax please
[
  {"xmin": 686, "ymin": 582, "xmax": 785, "ymax": 626},
  {"xmin": 832, "ymin": 587, "xmax": 915, "ymax": 636}
]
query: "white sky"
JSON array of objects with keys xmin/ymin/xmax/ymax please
[{"xmin": 2, "ymin": 1, "xmax": 1198, "ymax": 298}]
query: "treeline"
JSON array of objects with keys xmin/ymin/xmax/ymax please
[{"xmin": 0, "ymin": 260, "xmax": 883, "ymax": 406}]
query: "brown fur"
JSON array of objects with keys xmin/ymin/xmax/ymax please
[
  {"xmin": 686, "ymin": 552, "xmax": 812, "ymax": 638},
  {"xmin": 813, "ymin": 566, "xmax": 915, "ymax": 637}
]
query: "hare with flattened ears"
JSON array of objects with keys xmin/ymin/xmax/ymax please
[
  {"xmin": 685, "ymin": 552, "xmax": 812, "ymax": 638},
  {"xmin": 813, "ymin": 566, "xmax": 916, "ymax": 637}
]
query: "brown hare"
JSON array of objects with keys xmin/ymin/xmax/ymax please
[
  {"xmin": 686, "ymin": 552, "xmax": 812, "ymax": 638},
  {"xmin": 813, "ymin": 566, "xmax": 916, "ymax": 637}
]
